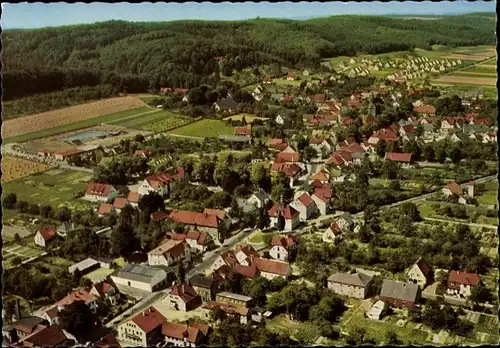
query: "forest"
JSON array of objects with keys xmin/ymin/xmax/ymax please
[{"xmin": 2, "ymin": 13, "xmax": 495, "ymax": 102}]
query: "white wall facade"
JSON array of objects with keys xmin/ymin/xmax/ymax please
[{"xmin": 327, "ymin": 281, "xmax": 366, "ymax": 299}]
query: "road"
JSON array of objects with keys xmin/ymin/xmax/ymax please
[
  {"xmin": 186, "ymin": 228, "xmax": 253, "ymax": 278},
  {"xmin": 105, "ymin": 290, "xmax": 168, "ymax": 329}
]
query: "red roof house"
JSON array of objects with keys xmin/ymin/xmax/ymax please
[{"xmin": 385, "ymin": 152, "xmax": 412, "ymax": 163}]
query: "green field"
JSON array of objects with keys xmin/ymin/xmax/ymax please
[
  {"xmin": 4, "ymin": 106, "xmax": 153, "ymax": 144},
  {"xmin": 138, "ymin": 112, "xmax": 193, "ymax": 132},
  {"xmin": 476, "ymin": 181, "xmax": 498, "ymax": 205},
  {"xmin": 2, "ymin": 168, "xmax": 95, "ymax": 209},
  {"xmin": 167, "ymin": 119, "xmax": 234, "ymax": 138}
]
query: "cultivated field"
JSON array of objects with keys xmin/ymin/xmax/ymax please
[
  {"xmin": 1, "ymin": 156, "xmax": 52, "ymax": 182},
  {"xmin": 167, "ymin": 119, "xmax": 234, "ymax": 138},
  {"xmin": 3, "ymin": 168, "xmax": 94, "ymax": 209},
  {"xmin": 2, "ymin": 97, "xmax": 147, "ymax": 139},
  {"xmin": 432, "ymin": 75, "xmax": 496, "ymax": 87},
  {"xmin": 4, "ymin": 106, "xmax": 153, "ymax": 144}
]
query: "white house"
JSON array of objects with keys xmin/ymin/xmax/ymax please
[
  {"xmin": 138, "ymin": 168, "xmax": 185, "ymax": 197},
  {"xmin": 322, "ymin": 221, "xmax": 343, "ymax": 243},
  {"xmin": 148, "ymin": 240, "xmax": 190, "ymax": 267},
  {"xmin": 34, "ymin": 226, "xmax": 57, "ymax": 247},
  {"xmin": 84, "ymin": 183, "xmax": 116, "ymax": 203},
  {"xmin": 311, "ymin": 188, "xmax": 331, "ymax": 216},
  {"xmin": 268, "ymin": 204, "xmax": 300, "ymax": 232},
  {"xmin": 289, "ymin": 193, "xmax": 317, "ymax": 222},
  {"xmin": 327, "ymin": 272, "xmax": 373, "ymax": 299},
  {"xmin": 366, "ymin": 300, "xmax": 387, "ymax": 320},
  {"xmin": 117, "ymin": 307, "xmax": 166, "ymax": 347},
  {"xmin": 446, "ymin": 271, "xmax": 480, "ymax": 298},
  {"xmin": 247, "ymin": 189, "xmax": 270, "ymax": 209},
  {"xmin": 406, "ymin": 257, "xmax": 434, "ymax": 289},
  {"xmin": 269, "ymin": 235, "xmax": 297, "ymax": 261},
  {"xmin": 255, "ymin": 258, "xmax": 292, "ymax": 280}
]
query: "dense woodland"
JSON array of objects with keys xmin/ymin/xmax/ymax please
[{"xmin": 3, "ymin": 13, "xmax": 495, "ymax": 102}]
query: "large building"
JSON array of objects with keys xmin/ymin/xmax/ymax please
[
  {"xmin": 111, "ymin": 264, "xmax": 168, "ymax": 293},
  {"xmin": 117, "ymin": 307, "xmax": 166, "ymax": 347},
  {"xmin": 148, "ymin": 239, "xmax": 190, "ymax": 267},
  {"xmin": 327, "ymin": 272, "xmax": 373, "ymax": 299}
]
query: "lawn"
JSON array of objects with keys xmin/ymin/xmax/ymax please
[
  {"xmin": 266, "ymin": 315, "xmax": 301, "ymax": 337},
  {"xmin": 247, "ymin": 230, "xmax": 268, "ymax": 244},
  {"xmin": 5, "ymin": 106, "xmax": 153, "ymax": 144},
  {"xmin": 2, "ymin": 168, "xmax": 95, "ymax": 209},
  {"xmin": 222, "ymin": 114, "xmax": 269, "ymax": 124},
  {"xmin": 167, "ymin": 119, "xmax": 234, "ymax": 138},
  {"xmin": 3, "ymin": 244, "xmax": 46, "ymax": 269},
  {"xmin": 84, "ymin": 267, "xmax": 115, "ymax": 283}
]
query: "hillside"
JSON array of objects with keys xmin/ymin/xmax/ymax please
[{"xmin": 2, "ymin": 13, "xmax": 495, "ymax": 101}]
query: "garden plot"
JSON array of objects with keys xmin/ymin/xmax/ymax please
[
  {"xmin": 2, "ymin": 225, "xmax": 32, "ymax": 240},
  {"xmin": 2, "ymin": 168, "xmax": 94, "ymax": 209},
  {"xmin": 138, "ymin": 112, "xmax": 193, "ymax": 133}
]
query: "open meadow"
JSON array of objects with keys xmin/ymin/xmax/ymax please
[
  {"xmin": 167, "ymin": 119, "xmax": 234, "ymax": 138},
  {"xmin": 2, "ymin": 156, "xmax": 52, "ymax": 182},
  {"xmin": 2, "ymin": 168, "xmax": 94, "ymax": 209}
]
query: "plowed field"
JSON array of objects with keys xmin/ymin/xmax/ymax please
[
  {"xmin": 433, "ymin": 75, "xmax": 496, "ymax": 86},
  {"xmin": 2, "ymin": 156, "xmax": 51, "ymax": 182},
  {"xmin": 2, "ymin": 97, "xmax": 146, "ymax": 138}
]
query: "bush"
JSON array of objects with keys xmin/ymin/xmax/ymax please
[{"xmin": 3, "ymin": 193, "xmax": 17, "ymax": 209}]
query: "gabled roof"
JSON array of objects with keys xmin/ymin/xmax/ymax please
[
  {"xmin": 38, "ymin": 226, "xmax": 57, "ymax": 241},
  {"xmin": 162, "ymin": 322, "xmax": 206, "ymax": 344},
  {"xmin": 275, "ymin": 152, "xmax": 300, "ymax": 163},
  {"xmin": 311, "ymin": 169, "xmax": 330, "ymax": 182},
  {"xmin": 296, "ymin": 193, "xmax": 315, "ymax": 207},
  {"xmin": 413, "ymin": 105, "xmax": 436, "ymax": 114},
  {"xmin": 380, "ymin": 280, "xmax": 419, "ymax": 302},
  {"xmin": 340, "ymin": 142, "xmax": 365, "ymax": 154},
  {"xmin": 445, "ymin": 181, "xmax": 462, "ymax": 195},
  {"xmin": 113, "ymin": 197, "xmax": 129, "ymax": 210},
  {"xmin": 94, "ymin": 333, "xmax": 121, "ymax": 348},
  {"xmin": 327, "ymin": 222, "xmax": 342, "ymax": 235},
  {"xmin": 270, "ymin": 142, "xmax": 291, "ymax": 151},
  {"xmin": 127, "ymin": 191, "xmax": 141, "ymax": 203},
  {"xmin": 98, "ymin": 203, "xmax": 113, "ymax": 215},
  {"xmin": 148, "ymin": 239, "xmax": 187, "ymax": 258},
  {"xmin": 169, "ymin": 209, "xmax": 220, "ymax": 228},
  {"xmin": 267, "ymin": 138, "xmax": 284, "ymax": 146},
  {"xmin": 56, "ymin": 289, "xmax": 96, "ymax": 307},
  {"xmin": 313, "ymin": 187, "xmax": 333, "ymax": 202},
  {"xmin": 371, "ymin": 128, "xmax": 398, "ymax": 141},
  {"xmin": 189, "ymin": 274, "xmax": 215, "ymax": 288},
  {"xmin": 92, "ymin": 281, "xmax": 116, "ymax": 298},
  {"xmin": 186, "ymin": 230, "xmax": 210, "ymax": 246},
  {"xmin": 170, "ymin": 283, "xmax": 199, "ymax": 304},
  {"xmin": 215, "ymin": 97, "xmax": 238, "ymax": 110},
  {"xmin": 234, "ymin": 263, "xmax": 258, "ymax": 279},
  {"xmin": 10, "ymin": 316, "xmax": 45, "ymax": 335},
  {"xmin": 255, "ymin": 258, "xmax": 290, "ymax": 276},
  {"xmin": 414, "ymin": 257, "xmax": 433, "ymax": 278},
  {"xmin": 86, "ymin": 183, "xmax": 114, "ymax": 197},
  {"xmin": 270, "ymin": 162, "xmax": 301, "ymax": 177},
  {"xmin": 234, "ymin": 127, "xmax": 252, "ymax": 136},
  {"xmin": 328, "ymin": 272, "xmax": 373, "ymax": 287},
  {"xmin": 271, "ymin": 235, "xmax": 297, "ymax": 249},
  {"xmin": 19, "ymin": 325, "xmax": 68, "ymax": 347},
  {"xmin": 150, "ymin": 210, "xmax": 169, "ymax": 222},
  {"xmin": 130, "ymin": 307, "xmax": 166, "ymax": 334},
  {"xmin": 145, "ymin": 168, "xmax": 184, "ymax": 189},
  {"xmin": 203, "ymin": 208, "xmax": 226, "ymax": 220},
  {"xmin": 448, "ymin": 271, "xmax": 480, "ymax": 286},
  {"xmin": 385, "ymin": 152, "xmax": 412, "ymax": 162},
  {"xmin": 267, "ymin": 204, "xmax": 299, "ymax": 219}
]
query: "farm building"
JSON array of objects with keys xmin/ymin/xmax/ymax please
[{"xmin": 110, "ymin": 264, "xmax": 169, "ymax": 293}]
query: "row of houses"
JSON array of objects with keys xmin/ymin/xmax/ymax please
[{"xmin": 326, "ymin": 258, "xmax": 483, "ymax": 320}]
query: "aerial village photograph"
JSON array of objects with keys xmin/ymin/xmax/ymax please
[{"xmin": 0, "ymin": 1, "xmax": 498, "ymax": 347}]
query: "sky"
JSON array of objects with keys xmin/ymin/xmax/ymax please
[{"xmin": 1, "ymin": 1, "xmax": 496, "ymax": 29}]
